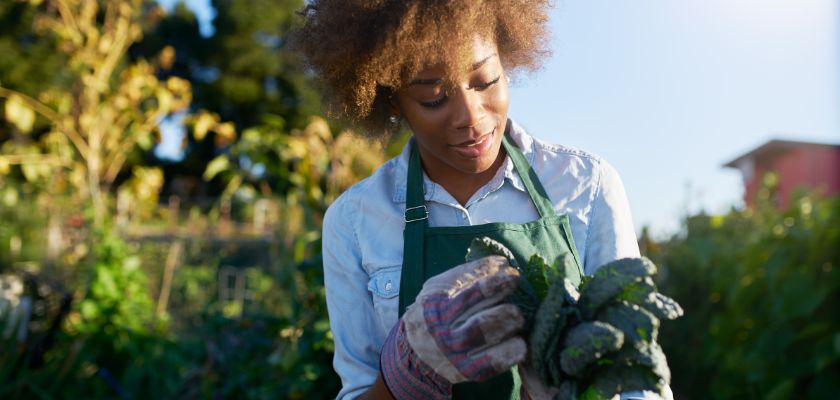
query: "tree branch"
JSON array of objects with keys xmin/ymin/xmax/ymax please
[
  {"xmin": 0, "ymin": 87, "xmax": 90, "ymax": 161},
  {"xmin": 53, "ymin": 0, "xmax": 82, "ymax": 47},
  {"xmin": 0, "ymin": 154, "xmax": 70, "ymax": 166},
  {"xmin": 93, "ymin": 6, "xmax": 133, "ymax": 96}
]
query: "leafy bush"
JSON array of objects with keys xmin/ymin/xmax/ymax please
[{"xmin": 647, "ymin": 183, "xmax": 840, "ymax": 399}]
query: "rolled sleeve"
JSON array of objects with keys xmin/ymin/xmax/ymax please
[
  {"xmin": 322, "ymin": 196, "xmax": 383, "ymax": 399},
  {"xmin": 584, "ymin": 158, "xmax": 640, "ymax": 275}
]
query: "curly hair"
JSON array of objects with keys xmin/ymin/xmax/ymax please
[{"xmin": 290, "ymin": 0, "xmax": 552, "ymax": 136}]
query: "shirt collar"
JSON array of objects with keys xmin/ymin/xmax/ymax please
[{"xmin": 392, "ymin": 119, "xmax": 535, "ymax": 204}]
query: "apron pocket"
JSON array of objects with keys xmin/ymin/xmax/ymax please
[{"xmin": 367, "ymin": 266, "xmax": 401, "ymax": 333}]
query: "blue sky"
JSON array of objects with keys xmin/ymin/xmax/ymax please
[
  {"xmin": 157, "ymin": 0, "xmax": 839, "ymax": 236},
  {"xmin": 507, "ymin": 0, "xmax": 839, "ymax": 235}
]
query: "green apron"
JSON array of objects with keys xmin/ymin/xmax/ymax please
[{"xmin": 398, "ymin": 134, "xmax": 585, "ymax": 399}]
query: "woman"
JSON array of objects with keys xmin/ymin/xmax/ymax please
[{"xmin": 292, "ymin": 1, "xmax": 655, "ymax": 399}]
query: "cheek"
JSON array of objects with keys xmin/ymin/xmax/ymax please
[
  {"xmin": 406, "ymin": 108, "xmax": 447, "ymax": 137},
  {"xmin": 486, "ymin": 82, "xmax": 510, "ymax": 116}
]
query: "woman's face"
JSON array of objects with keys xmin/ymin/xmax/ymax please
[{"xmin": 392, "ymin": 36, "xmax": 510, "ymax": 181}]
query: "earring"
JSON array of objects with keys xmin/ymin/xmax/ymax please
[{"xmin": 389, "ymin": 115, "xmax": 399, "ymax": 125}]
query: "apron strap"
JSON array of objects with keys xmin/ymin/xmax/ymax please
[
  {"xmin": 399, "ymin": 140, "xmax": 428, "ymax": 315},
  {"xmin": 399, "ymin": 131, "xmax": 557, "ymax": 315},
  {"xmin": 501, "ymin": 135, "xmax": 557, "ymax": 219}
]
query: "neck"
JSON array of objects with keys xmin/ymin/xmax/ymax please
[{"xmin": 419, "ymin": 146, "xmax": 507, "ymax": 206}]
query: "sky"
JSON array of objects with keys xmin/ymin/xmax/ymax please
[
  {"xmin": 508, "ymin": 0, "xmax": 840, "ymax": 235},
  {"xmin": 157, "ymin": 0, "xmax": 839, "ymax": 236}
]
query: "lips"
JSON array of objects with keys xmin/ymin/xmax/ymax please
[{"xmin": 448, "ymin": 129, "xmax": 495, "ymax": 159}]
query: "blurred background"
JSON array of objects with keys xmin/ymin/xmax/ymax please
[{"xmin": 0, "ymin": 0, "xmax": 837, "ymax": 399}]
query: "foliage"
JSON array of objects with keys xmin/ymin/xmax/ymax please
[
  {"xmin": 0, "ymin": 2, "xmax": 69, "ymax": 100},
  {"xmin": 0, "ymin": 103, "xmax": 391, "ymax": 399},
  {"xmin": 0, "ymin": 1, "xmax": 373, "ymax": 399},
  {"xmin": 0, "ymin": 228, "xmax": 186, "ymax": 399},
  {"xmin": 647, "ymin": 178, "xmax": 840, "ymax": 399},
  {"xmin": 205, "ymin": 115, "xmax": 388, "ymax": 216},
  {"xmin": 132, "ymin": 0, "xmax": 324, "ymax": 196},
  {"xmin": 0, "ymin": 0, "xmax": 191, "ymax": 227},
  {"xmin": 137, "ymin": 0, "xmax": 320, "ymax": 131}
]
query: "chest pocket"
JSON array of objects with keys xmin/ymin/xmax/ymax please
[{"xmin": 367, "ymin": 266, "xmax": 401, "ymax": 334}]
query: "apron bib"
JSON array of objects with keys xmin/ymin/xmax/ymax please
[{"xmin": 398, "ymin": 134, "xmax": 584, "ymax": 399}]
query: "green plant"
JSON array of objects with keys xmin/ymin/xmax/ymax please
[
  {"xmin": 465, "ymin": 238, "xmax": 682, "ymax": 399},
  {"xmin": 648, "ymin": 179, "xmax": 840, "ymax": 399}
]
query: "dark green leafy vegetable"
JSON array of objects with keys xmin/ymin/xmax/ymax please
[
  {"xmin": 609, "ymin": 341, "xmax": 671, "ymax": 384},
  {"xmin": 641, "ymin": 292, "xmax": 685, "ymax": 321},
  {"xmin": 463, "ymin": 238, "xmax": 681, "ymax": 399},
  {"xmin": 465, "ymin": 237, "xmax": 518, "ymax": 266},
  {"xmin": 578, "ymin": 258, "xmax": 657, "ymax": 320},
  {"xmin": 554, "ymin": 380, "xmax": 579, "ymax": 400},
  {"xmin": 559, "ymin": 321, "xmax": 624, "ymax": 377},
  {"xmin": 596, "ymin": 301, "xmax": 660, "ymax": 344},
  {"xmin": 555, "ymin": 252, "xmax": 582, "ymax": 288},
  {"xmin": 529, "ymin": 277, "xmax": 579, "ymax": 385},
  {"xmin": 615, "ymin": 277, "xmax": 656, "ymax": 304},
  {"xmin": 589, "ymin": 364, "xmax": 664, "ymax": 397},
  {"xmin": 578, "ymin": 386, "xmax": 611, "ymax": 400},
  {"xmin": 524, "ymin": 254, "xmax": 551, "ymax": 300}
]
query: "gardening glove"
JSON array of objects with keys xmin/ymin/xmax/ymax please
[{"xmin": 380, "ymin": 255, "xmax": 527, "ymax": 400}]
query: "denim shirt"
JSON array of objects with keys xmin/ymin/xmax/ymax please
[{"xmin": 322, "ymin": 120, "xmax": 663, "ymax": 400}]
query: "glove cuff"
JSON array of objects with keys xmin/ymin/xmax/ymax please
[{"xmin": 381, "ymin": 321, "xmax": 452, "ymax": 400}]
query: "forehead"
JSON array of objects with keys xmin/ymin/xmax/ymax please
[{"xmin": 411, "ymin": 35, "xmax": 500, "ymax": 79}]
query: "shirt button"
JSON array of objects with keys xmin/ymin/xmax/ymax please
[{"xmin": 385, "ymin": 281, "xmax": 393, "ymax": 292}]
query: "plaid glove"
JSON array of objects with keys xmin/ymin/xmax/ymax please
[{"xmin": 380, "ymin": 255, "xmax": 527, "ymax": 399}]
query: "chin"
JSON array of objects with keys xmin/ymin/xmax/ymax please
[{"xmin": 455, "ymin": 147, "xmax": 502, "ymax": 174}]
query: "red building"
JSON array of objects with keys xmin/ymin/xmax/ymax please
[{"xmin": 724, "ymin": 139, "xmax": 840, "ymax": 208}]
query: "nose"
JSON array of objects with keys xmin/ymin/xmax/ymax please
[{"xmin": 451, "ymin": 86, "xmax": 485, "ymax": 130}]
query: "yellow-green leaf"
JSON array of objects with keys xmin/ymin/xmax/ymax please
[
  {"xmin": 21, "ymin": 162, "xmax": 42, "ymax": 182},
  {"xmin": 215, "ymin": 122, "xmax": 236, "ymax": 143},
  {"xmin": 2, "ymin": 187, "xmax": 17, "ymax": 207},
  {"xmin": 221, "ymin": 174, "xmax": 243, "ymax": 199},
  {"xmin": 4, "ymin": 95, "xmax": 36, "ymax": 134},
  {"xmin": 0, "ymin": 157, "xmax": 9, "ymax": 175},
  {"xmin": 156, "ymin": 88, "xmax": 173, "ymax": 114},
  {"xmin": 159, "ymin": 45, "xmax": 176, "ymax": 70},
  {"xmin": 203, "ymin": 155, "xmax": 230, "ymax": 181},
  {"xmin": 192, "ymin": 111, "xmax": 218, "ymax": 142}
]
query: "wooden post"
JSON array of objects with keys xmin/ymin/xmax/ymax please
[
  {"xmin": 168, "ymin": 195, "xmax": 180, "ymax": 234},
  {"xmin": 156, "ymin": 240, "xmax": 183, "ymax": 319}
]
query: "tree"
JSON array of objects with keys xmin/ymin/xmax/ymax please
[
  {"xmin": 0, "ymin": 1, "xmax": 68, "ymax": 100},
  {"xmin": 0, "ymin": 0, "xmax": 191, "ymax": 228},
  {"xmin": 137, "ymin": 0, "xmax": 321, "ymax": 130},
  {"xmin": 124, "ymin": 0, "xmax": 326, "ymax": 201}
]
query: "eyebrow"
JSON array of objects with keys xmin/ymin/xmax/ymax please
[
  {"xmin": 471, "ymin": 53, "xmax": 496, "ymax": 70},
  {"xmin": 408, "ymin": 78, "xmax": 442, "ymax": 86},
  {"xmin": 408, "ymin": 53, "xmax": 497, "ymax": 86}
]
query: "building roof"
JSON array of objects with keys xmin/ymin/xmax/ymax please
[{"xmin": 723, "ymin": 139, "xmax": 840, "ymax": 169}]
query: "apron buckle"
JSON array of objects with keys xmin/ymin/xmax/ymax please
[{"xmin": 404, "ymin": 205, "xmax": 429, "ymax": 223}]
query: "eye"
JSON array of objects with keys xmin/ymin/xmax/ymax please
[
  {"xmin": 471, "ymin": 75, "xmax": 502, "ymax": 91},
  {"xmin": 420, "ymin": 96, "xmax": 447, "ymax": 108},
  {"xmin": 418, "ymin": 76, "xmax": 501, "ymax": 108}
]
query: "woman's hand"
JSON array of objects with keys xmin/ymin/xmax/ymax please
[{"xmin": 379, "ymin": 255, "xmax": 526, "ymax": 399}]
